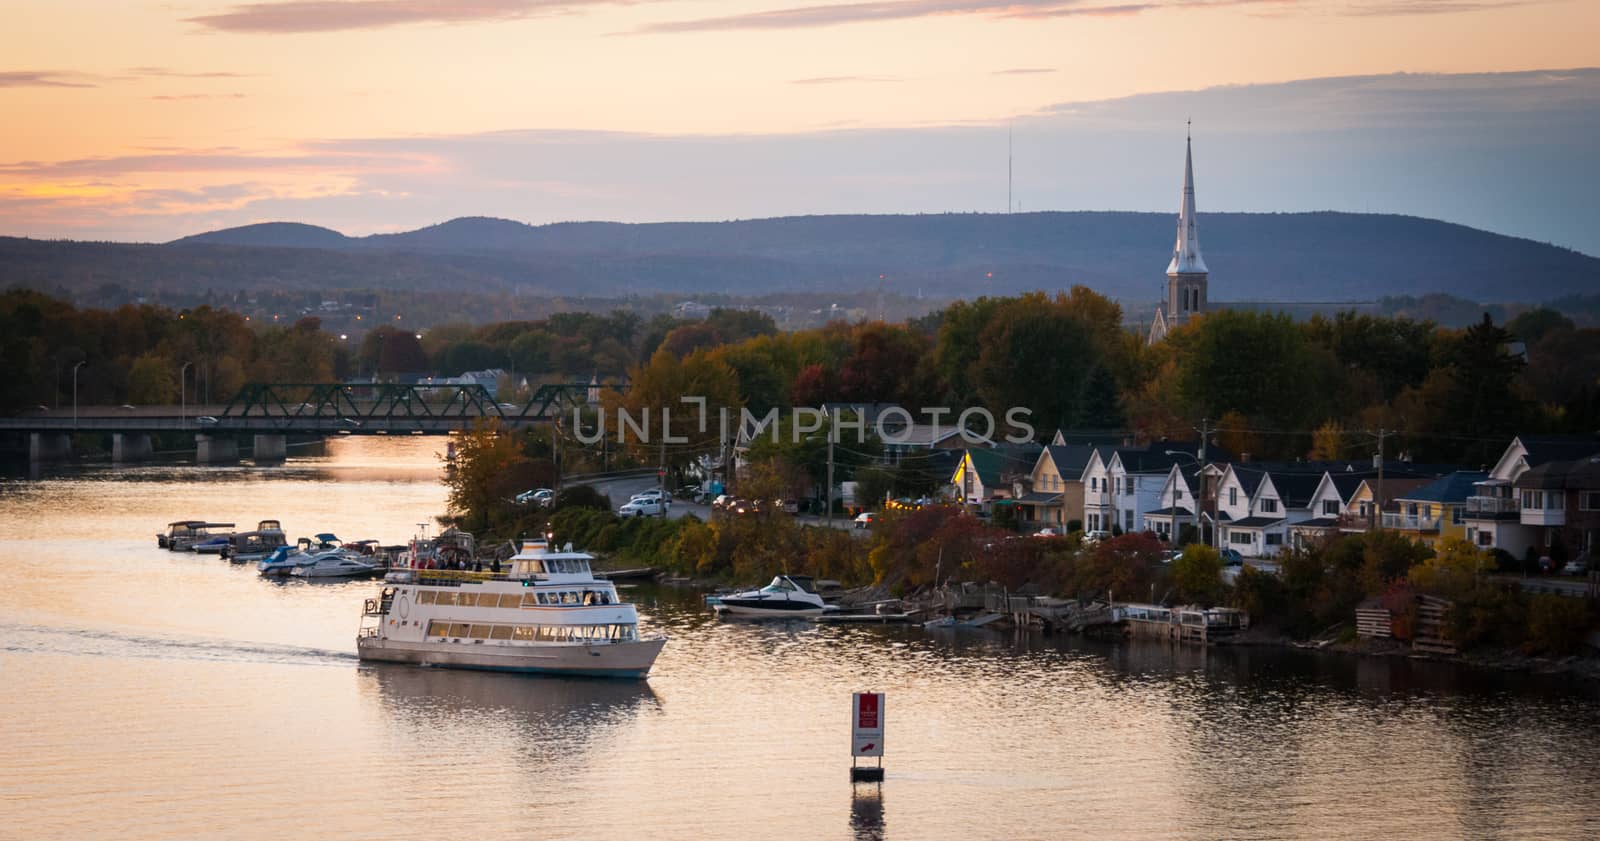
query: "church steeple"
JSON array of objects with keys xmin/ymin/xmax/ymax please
[
  {"xmin": 1159, "ymin": 126, "xmax": 1208, "ymax": 334},
  {"xmin": 1165, "ymin": 130, "xmax": 1207, "ymax": 276}
]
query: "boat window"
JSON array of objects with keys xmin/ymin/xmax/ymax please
[
  {"xmin": 560, "ymin": 591, "xmax": 578, "ymax": 605},
  {"xmin": 497, "ymin": 593, "xmax": 522, "ymax": 609},
  {"xmin": 489, "ymin": 625, "xmax": 513, "ymax": 640},
  {"xmin": 418, "ymin": 590, "xmax": 436, "ymax": 604},
  {"xmin": 434, "ymin": 592, "xmax": 456, "ymax": 606},
  {"xmin": 522, "ymin": 593, "xmax": 540, "ymax": 607},
  {"xmin": 469, "ymin": 624, "xmax": 492, "ymax": 639},
  {"xmin": 427, "ymin": 620, "xmax": 451, "ymax": 636},
  {"xmin": 447, "ymin": 622, "xmax": 471, "ymax": 638},
  {"xmin": 474, "ymin": 593, "xmax": 497, "ymax": 607},
  {"xmin": 512, "ymin": 626, "xmax": 535, "ymax": 641},
  {"xmin": 536, "ymin": 626, "xmax": 556, "ymax": 641}
]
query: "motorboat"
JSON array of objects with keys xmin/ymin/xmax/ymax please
[
  {"xmin": 225, "ymin": 521, "xmax": 288, "ymax": 563},
  {"xmin": 158, "ymin": 520, "xmax": 205, "ymax": 549},
  {"xmin": 190, "ymin": 536, "xmax": 232, "ymax": 554},
  {"xmin": 357, "ymin": 538, "xmax": 667, "ymax": 678},
  {"xmin": 257, "ymin": 546, "xmax": 309, "ymax": 577},
  {"xmin": 291, "ymin": 554, "xmax": 381, "ymax": 579},
  {"xmin": 160, "ymin": 520, "xmax": 234, "ymax": 551},
  {"xmin": 710, "ymin": 575, "xmax": 830, "ymax": 617}
]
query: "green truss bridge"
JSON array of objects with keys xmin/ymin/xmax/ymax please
[{"xmin": 2, "ymin": 381, "xmax": 614, "ymax": 462}]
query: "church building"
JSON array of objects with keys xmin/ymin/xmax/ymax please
[{"xmin": 1147, "ymin": 133, "xmax": 1209, "ymax": 344}]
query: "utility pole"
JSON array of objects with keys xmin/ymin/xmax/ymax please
[
  {"xmin": 1193, "ymin": 417, "xmax": 1212, "ymax": 548},
  {"xmin": 826, "ymin": 426, "xmax": 836, "ymax": 529},
  {"xmin": 1370, "ymin": 428, "xmax": 1390, "ymax": 530}
]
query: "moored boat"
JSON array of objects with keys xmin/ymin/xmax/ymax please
[
  {"xmin": 226, "ymin": 521, "xmax": 288, "ymax": 563},
  {"xmin": 711, "ymin": 575, "xmax": 830, "ymax": 617},
  {"xmin": 357, "ymin": 539, "xmax": 666, "ymax": 678},
  {"xmin": 292, "ymin": 554, "xmax": 381, "ymax": 579}
]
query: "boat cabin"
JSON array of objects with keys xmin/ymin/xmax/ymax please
[
  {"xmin": 509, "ymin": 540, "xmax": 594, "ymax": 580},
  {"xmin": 764, "ymin": 575, "xmax": 818, "ymax": 594}
]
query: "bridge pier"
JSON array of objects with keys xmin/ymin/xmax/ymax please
[
  {"xmin": 113, "ymin": 433, "xmax": 154, "ymax": 462},
  {"xmin": 195, "ymin": 434, "xmax": 239, "ymax": 464},
  {"xmin": 29, "ymin": 432, "xmax": 72, "ymax": 463},
  {"xmin": 252, "ymin": 434, "xmax": 287, "ymax": 463}
]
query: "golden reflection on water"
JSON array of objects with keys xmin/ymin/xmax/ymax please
[{"xmin": 3, "ymin": 436, "xmax": 1600, "ymax": 840}]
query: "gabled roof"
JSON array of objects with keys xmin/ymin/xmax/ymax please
[
  {"xmin": 1330, "ymin": 473, "xmax": 1368, "ymax": 502},
  {"xmin": 886, "ymin": 423, "xmax": 986, "ymax": 447},
  {"xmin": 1396, "ymin": 471, "xmax": 1489, "ymax": 504},
  {"xmin": 1043, "ymin": 444, "xmax": 1100, "ymax": 478},
  {"xmin": 1515, "ymin": 456, "xmax": 1600, "ymax": 491},
  {"xmin": 1519, "ymin": 436, "xmax": 1600, "ymax": 467},
  {"xmin": 1354, "ymin": 476, "xmax": 1432, "ymax": 508},
  {"xmin": 1269, "ymin": 472, "xmax": 1325, "ymax": 508},
  {"xmin": 963, "ymin": 445, "xmax": 1043, "ymax": 487}
]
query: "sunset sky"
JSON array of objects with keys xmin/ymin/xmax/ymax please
[{"xmin": 3, "ymin": 0, "xmax": 1598, "ymax": 251}]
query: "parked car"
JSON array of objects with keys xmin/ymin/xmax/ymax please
[
  {"xmin": 631, "ymin": 489, "xmax": 670, "ymax": 510},
  {"xmin": 195, "ymin": 415, "xmax": 219, "ymax": 426},
  {"xmin": 1220, "ymin": 548, "xmax": 1245, "ymax": 567},
  {"xmin": 854, "ymin": 512, "xmax": 878, "ymax": 529},
  {"xmin": 1082, "ymin": 530, "xmax": 1111, "ymax": 545},
  {"xmin": 712, "ymin": 494, "xmax": 733, "ymax": 511},
  {"xmin": 1034, "ymin": 527, "xmax": 1061, "ymax": 538},
  {"xmin": 618, "ymin": 498, "xmax": 665, "ymax": 518},
  {"xmin": 774, "ymin": 498, "xmax": 800, "ymax": 515},
  {"xmin": 1563, "ymin": 558, "xmax": 1590, "ymax": 575},
  {"xmin": 515, "ymin": 488, "xmax": 554, "ymax": 506}
]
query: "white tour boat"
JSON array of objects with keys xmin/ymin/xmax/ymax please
[{"xmin": 356, "ymin": 539, "xmax": 666, "ymax": 679}]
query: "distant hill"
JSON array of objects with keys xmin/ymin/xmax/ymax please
[
  {"xmin": 3, "ymin": 211, "xmax": 1594, "ymax": 304},
  {"xmin": 172, "ymin": 221, "xmax": 349, "ymax": 249}
]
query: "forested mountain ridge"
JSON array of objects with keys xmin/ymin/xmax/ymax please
[{"xmin": 6, "ymin": 211, "xmax": 1595, "ymax": 304}]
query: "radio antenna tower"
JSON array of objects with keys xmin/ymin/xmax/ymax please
[{"xmin": 1007, "ymin": 124, "xmax": 1013, "ymax": 214}]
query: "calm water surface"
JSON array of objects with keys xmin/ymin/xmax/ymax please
[{"xmin": 4, "ymin": 438, "xmax": 1600, "ymax": 840}]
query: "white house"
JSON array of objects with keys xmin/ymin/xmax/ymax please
[
  {"xmin": 1215, "ymin": 466, "xmax": 1289, "ymax": 558},
  {"xmin": 1463, "ymin": 436, "xmax": 1600, "ymax": 553},
  {"xmin": 1081, "ymin": 446, "xmax": 1192, "ymax": 536}
]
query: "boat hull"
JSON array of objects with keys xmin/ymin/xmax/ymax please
[
  {"xmin": 356, "ymin": 636, "xmax": 666, "ymax": 679},
  {"xmin": 713, "ymin": 600, "xmax": 825, "ymax": 618}
]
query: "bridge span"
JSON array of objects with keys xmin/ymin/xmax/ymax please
[{"xmin": 1, "ymin": 382, "xmax": 608, "ymax": 463}]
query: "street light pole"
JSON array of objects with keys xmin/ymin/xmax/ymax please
[
  {"xmin": 72, "ymin": 361, "xmax": 86, "ymax": 428},
  {"xmin": 1164, "ymin": 450, "xmax": 1202, "ymax": 550},
  {"xmin": 180, "ymin": 361, "xmax": 194, "ymax": 427}
]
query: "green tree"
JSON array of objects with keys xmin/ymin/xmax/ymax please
[
  {"xmin": 1170, "ymin": 543, "xmax": 1225, "ymax": 605},
  {"xmin": 126, "ymin": 353, "xmax": 177, "ymax": 404}
]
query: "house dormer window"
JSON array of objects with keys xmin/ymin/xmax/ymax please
[
  {"xmin": 1261, "ymin": 498, "xmax": 1278, "ymax": 514},
  {"xmin": 1323, "ymin": 500, "xmax": 1339, "ymax": 516},
  {"xmin": 1228, "ymin": 487, "xmax": 1237, "ymax": 506}
]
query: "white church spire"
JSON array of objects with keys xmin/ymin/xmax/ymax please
[{"xmin": 1165, "ymin": 129, "xmax": 1208, "ymax": 276}]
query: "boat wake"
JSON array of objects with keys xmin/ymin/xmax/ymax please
[{"xmin": 0, "ymin": 621, "xmax": 357, "ymax": 668}]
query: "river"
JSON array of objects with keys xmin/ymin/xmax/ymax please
[{"xmin": 4, "ymin": 437, "xmax": 1599, "ymax": 840}]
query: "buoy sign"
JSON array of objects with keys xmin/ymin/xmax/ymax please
[{"xmin": 852, "ymin": 692, "xmax": 884, "ymax": 757}]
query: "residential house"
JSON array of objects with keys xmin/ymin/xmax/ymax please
[
  {"xmin": 951, "ymin": 445, "xmax": 1042, "ymax": 512},
  {"xmin": 1019, "ymin": 444, "xmax": 1100, "ymax": 528},
  {"xmin": 881, "ymin": 423, "xmax": 990, "ymax": 465},
  {"xmin": 1289, "ymin": 472, "xmax": 1369, "ymax": 549},
  {"xmin": 1081, "ymin": 443, "xmax": 1211, "ymax": 536},
  {"xmin": 1385, "ymin": 471, "xmax": 1488, "ymax": 549},
  {"xmin": 1145, "ymin": 463, "xmax": 1219, "ymax": 545},
  {"xmin": 1465, "ymin": 435, "xmax": 1600, "ymax": 554},
  {"xmin": 1512, "ymin": 456, "xmax": 1600, "ymax": 560},
  {"xmin": 1214, "ymin": 465, "xmax": 1291, "ymax": 557}
]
